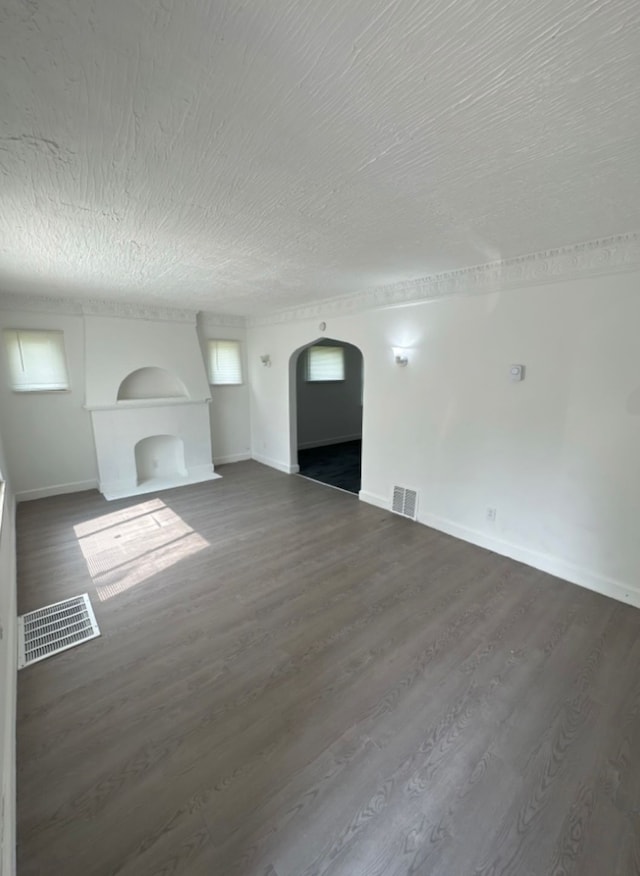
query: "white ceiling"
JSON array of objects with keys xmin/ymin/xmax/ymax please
[{"xmin": 1, "ymin": 0, "xmax": 639, "ymax": 315}]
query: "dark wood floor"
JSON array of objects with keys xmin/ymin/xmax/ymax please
[{"xmin": 16, "ymin": 461, "xmax": 640, "ymax": 876}]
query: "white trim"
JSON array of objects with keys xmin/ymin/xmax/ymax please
[
  {"xmin": 252, "ymin": 454, "xmax": 300, "ymax": 474},
  {"xmin": 297, "ymin": 434, "xmax": 362, "ymax": 450},
  {"xmin": 213, "ymin": 452, "xmax": 252, "ymax": 465},
  {"xmin": 2, "ymin": 232, "xmax": 639, "ymax": 329},
  {"xmin": 15, "ymin": 479, "xmax": 99, "ymax": 503},
  {"xmin": 358, "ymin": 490, "xmax": 391, "ymax": 511},
  {"xmin": 357, "ymin": 491, "xmax": 640, "ymax": 609},
  {"xmin": 0, "ymin": 293, "xmax": 196, "ymax": 323},
  {"xmin": 0, "ymin": 485, "xmax": 17, "ymax": 876},
  {"xmin": 198, "ymin": 312, "xmax": 246, "ymax": 329},
  {"xmin": 247, "ymin": 231, "xmax": 640, "ymax": 326},
  {"xmin": 417, "ymin": 511, "xmax": 640, "ymax": 610},
  {"xmin": 84, "ymin": 398, "xmax": 211, "ymax": 412}
]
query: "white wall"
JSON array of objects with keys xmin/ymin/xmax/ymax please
[
  {"xmin": 0, "ymin": 306, "xmax": 253, "ymax": 498},
  {"xmin": 0, "ymin": 422, "xmax": 16, "ymax": 876},
  {"xmin": 0, "ymin": 309, "xmax": 97, "ymax": 500},
  {"xmin": 84, "ymin": 316, "xmax": 211, "ymax": 406},
  {"xmin": 84, "ymin": 314, "xmax": 218, "ymax": 497},
  {"xmin": 247, "ymin": 270, "xmax": 640, "ymax": 607},
  {"xmin": 197, "ymin": 315, "xmax": 251, "ymax": 465},
  {"xmin": 295, "ymin": 341, "xmax": 363, "ymax": 449}
]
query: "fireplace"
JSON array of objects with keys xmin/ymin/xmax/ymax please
[
  {"xmin": 89, "ymin": 399, "xmax": 220, "ymax": 500},
  {"xmin": 84, "ymin": 315, "xmax": 220, "ymax": 500}
]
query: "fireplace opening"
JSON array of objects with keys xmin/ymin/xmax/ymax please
[{"xmin": 134, "ymin": 435, "xmax": 188, "ymax": 486}]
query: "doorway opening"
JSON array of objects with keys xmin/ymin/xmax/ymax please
[{"xmin": 290, "ymin": 339, "xmax": 363, "ymax": 494}]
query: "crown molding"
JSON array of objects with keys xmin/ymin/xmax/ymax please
[
  {"xmin": 0, "ymin": 293, "xmax": 197, "ymax": 323},
  {"xmin": 81, "ymin": 300, "xmax": 196, "ymax": 323},
  {"xmin": 246, "ymin": 231, "xmax": 640, "ymax": 327},
  {"xmin": 0, "ymin": 292, "xmax": 84, "ymax": 316},
  {"xmin": 1, "ymin": 232, "xmax": 638, "ymax": 329},
  {"xmin": 198, "ymin": 311, "xmax": 247, "ymax": 328}
]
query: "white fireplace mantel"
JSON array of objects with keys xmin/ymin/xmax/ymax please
[
  {"xmin": 90, "ymin": 399, "xmax": 220, "ymax": 500},
  {"xmin": 85, "ymin": 398, "xmax": 211, "ymax": 412}
]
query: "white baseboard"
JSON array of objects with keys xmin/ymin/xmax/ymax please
[
  {"xmin": 213, "ymin": 452, "xmax": 252, "ymax": 465},
  {"xmin": 0, "ymin": 489, "xmax": 17, "ymax": 876},
  {"xmin": 297, "ymin": 434, "xmax": 362, "ymax": 450},
  {"xmin": 421, "ymin": 511, "xmax": 640, "ymax": 610},
  {"xmin": 359, "ymin": 490, "xmax": 640, "ymax": 610},
  {"xmin": 252, "ymin": 453, "xmax": 300, "ymax": 475},
  {"xmin": 15, "ymin": 479, "xmax": 99, "ymax": 502},
  {"xmin": 359, "ymin": 490, "xmax": 390, "ymax": 510}
]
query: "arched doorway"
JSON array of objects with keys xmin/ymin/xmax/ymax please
[{"xmin": 289, "ymin": 338, "xmax": 364, "ymax": 494}]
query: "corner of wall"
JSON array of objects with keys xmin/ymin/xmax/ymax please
[
  {"xmin": 252, "ymin": 453, "xmax": 299, "ymax": 474},
  {"xmin": 15, "ymin": 479, "xmax": 99, "ymax": 503},
  {"xmin": 358, "ymin": 490, "xmax": 390, "ymax": 511},
  {"xmin": 0, "ymin": 487, "xmax": 17, "ymax": 876}
]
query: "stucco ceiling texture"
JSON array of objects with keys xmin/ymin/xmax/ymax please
[{"xmin": 1, "ymin": 0, "xmax": 639, "ymax": 314}]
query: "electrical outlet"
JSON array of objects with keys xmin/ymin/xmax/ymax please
[{"xmin": 486, "ymin": 507, "xmax": 497, "ymax": 522}]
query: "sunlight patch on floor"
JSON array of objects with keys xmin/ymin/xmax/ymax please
[{"xmin": 74, "ymin": 499, "xmax": 209, "ymax": 601}]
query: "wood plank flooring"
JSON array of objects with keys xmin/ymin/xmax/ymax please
[{"xmin": 15, "ymin": 461, "xmax": 640, "ymax": 876}]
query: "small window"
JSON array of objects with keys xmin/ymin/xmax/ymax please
[
  {"xmin": 207, "ymin": 339, "xmax": 243, "ymax": 385},
  {"xmin": 3, "ymin": 329, "xmax": 70, "ymax": 392},
  {"xmin": 306, "ymin": 345, "xmax": 345, "ymax": 382}
]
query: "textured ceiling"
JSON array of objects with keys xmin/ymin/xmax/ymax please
[{"xmin": 1, "ymin": 0, "xmax": 639, "ymax": 315}]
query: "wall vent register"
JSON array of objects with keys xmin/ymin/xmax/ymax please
[
  {"xmin": 392, "ymin": 486, "xmax": 418, "ymax": 520},
  {"xmin": 18, "ymin": 593, "xmax": 101, "ymax": 668}
]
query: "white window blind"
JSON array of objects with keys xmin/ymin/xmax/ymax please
[
  {"xmin": 207, "ymin": 339, "xmax": 243, "ymax": 385},
  {"xmin": 3, "ymin": 329, "xmax": 70, "ymax": 392},
  {"xmin": 306, "ymin": 345, "xmax": 345, "ymax": 382}
]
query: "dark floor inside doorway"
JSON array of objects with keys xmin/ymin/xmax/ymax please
[{"xmin": 297, "ymin": 439, "xmax": 362, "ymax": 494}]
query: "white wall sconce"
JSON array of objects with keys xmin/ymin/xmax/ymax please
[
  {"xmin": 260, "ymin": 354, "xmax": 271, "ymax": 367},
  {"xmin": 393, "ymin": 347, "xmax": 409, "ymax": 367},
  {"xmin": 509, "ymin": 364, "xmax": 525, "ymax": 381}
]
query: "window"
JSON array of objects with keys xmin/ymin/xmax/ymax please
[
  {"xmin": 3, "ymin": 329, "xmax": 70, "ymax": 392},
  {"xmin": 306, "ymin": 345, "xmax": 345, "ymax": 382},
  {"xmin": 207, "ymin": 339, "xmax": 243, "ymax": 385}
]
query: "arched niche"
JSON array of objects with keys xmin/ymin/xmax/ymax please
[{"xmin": 117, "ymin": 367, "xmax": 188, "ymax": 401}]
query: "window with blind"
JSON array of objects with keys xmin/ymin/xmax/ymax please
[
  {"xmin": 3, "ymin": 329, "xmax": 70, "ymax": 392},
  {"xmin": 207, "ymin": 339, "xmax": 243, "ymax": 385},
  {"xmin": 306, "ymin": 345, "xmax": 345, "ymax": 382}
]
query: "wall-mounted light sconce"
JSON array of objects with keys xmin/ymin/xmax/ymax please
[
  {"xmin": 260, "ymin": 354, "xmax": 271, "ymax": 367},
  {"xmin": 393, "ymin": 347, "xmax": 409, "ymax": 367}
]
